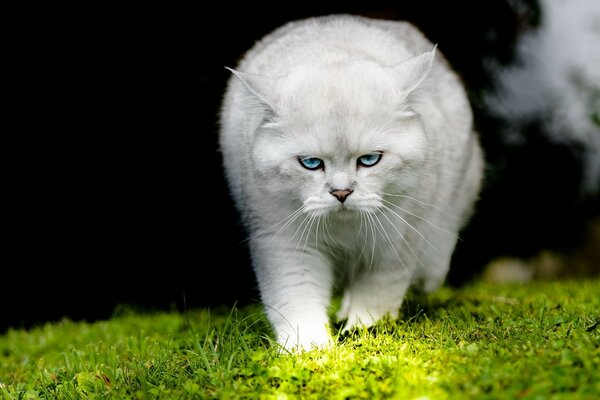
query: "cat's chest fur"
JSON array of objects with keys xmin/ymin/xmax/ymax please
[{"xmin": 219, "ymin": 14, "xmax": 483, "ymax": 351}]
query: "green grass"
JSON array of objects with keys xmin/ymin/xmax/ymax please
[{"xmin": 1, "ymin": 280, "xmax": 599, "ymax": 399}]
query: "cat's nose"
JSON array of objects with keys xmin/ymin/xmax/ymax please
[{"xmin": 330, "ymin": 189, "xmax": 353, "ymax": 203}]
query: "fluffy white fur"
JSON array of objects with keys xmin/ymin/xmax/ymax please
[{"xmin": 220, "ymin": 15, "xmax": 483, "ymax": 351}]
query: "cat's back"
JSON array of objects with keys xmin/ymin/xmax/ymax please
[{"xmin": 238, "ymin": 15, "xmax": 433, "ymax": 75}]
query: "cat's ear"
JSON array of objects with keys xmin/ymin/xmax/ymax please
[
  {"xmin": 392, "ymin": 45, "xmax": 437, "ymax": 96},
  {"xmin": 226, "ymin": 67, "xmax": 279, "ymax": 112}
]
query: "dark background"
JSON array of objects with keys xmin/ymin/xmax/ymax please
[{"xmin": 4, "ymin": 1, "xmax": 597, "ymax": 333}]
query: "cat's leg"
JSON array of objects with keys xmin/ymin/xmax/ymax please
[
  {"xmin": 337, "ymin": 264, "xmax": 412, "ymax": 331},
  {"xmin": 252, "ymin": 237, "xmax": 334, "ymax": 352}
]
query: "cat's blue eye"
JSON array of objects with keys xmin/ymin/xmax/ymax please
[
  {"xmin": 358, "ymin": 152, "xmax": 382, "ymax": 167},
  {"xmin": 299, "ymin": 157, "xmax": 324, "ymax": 170}
]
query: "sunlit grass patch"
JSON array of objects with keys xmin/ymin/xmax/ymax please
[{"xmin": 1, "ymin": 280, "xmax": 599, "ymax": 399}]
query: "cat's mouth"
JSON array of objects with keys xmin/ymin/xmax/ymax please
[
  {"xmin": 304, "ymin": 195, "xmax": 382, "ymax": 217},
  {"xmin": 303, "ymin": 203, "xmax": 350, "ymax": 217},
  {"xmin": 335, "ymin": 203, "xmax": 378, "ymax": 214},
  {"xmin": 332, "ymin": 206, "xmax": 360, "ymax": 220},
  {"xmin": 306, "ymin": 204, "xmax": 377, "ymax": 219}
]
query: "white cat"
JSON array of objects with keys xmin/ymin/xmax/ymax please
[{"xmin": 219, "ymin": 15, "xmax": 483, "ymax": 351}]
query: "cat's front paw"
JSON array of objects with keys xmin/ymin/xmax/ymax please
[
  {"xmin": 342, "ymin": 309, "xmax": 379, "ymax": 333},
  {"xmin": 338, "ymin": 294, "xmax": 399, "ymax": 332},
  {"xmin": 277, "ymin": 322, "xmax": 333, "ymax": 353}
]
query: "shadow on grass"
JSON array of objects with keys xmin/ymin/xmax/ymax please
[{"xmin": 333, "ymin": 288, "xmax": 495, "ymax": 344}]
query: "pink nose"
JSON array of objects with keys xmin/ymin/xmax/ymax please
[{"xmin": 330, "ymin": 189, "xmax": 353, "ymax": 203}]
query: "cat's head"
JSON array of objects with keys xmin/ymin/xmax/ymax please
[{"xmin": 229, "ymin": 48, "xmax": 436, "ymax": 217}]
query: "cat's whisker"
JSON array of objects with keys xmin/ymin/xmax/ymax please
[
  {"xmin": 294, "ymin": 213, "xmax": 312, "ymax": 254},
  {"xmin": 321, "ymin": 216, "xmax": 335, "ymax": 254},
  {"xmin": 254, "ymin": 204, "xmax": 307, "ymax": 246},
  {"xmin": 268, "ymin": 213, "xmax": 307, "ymax": 250},
  {"xmin": 260, "ymin": 205, "xmax": 306, "ymax": 236},
  {"xmin": 355, "ymin": 211, "xmax": 368, "ymax": 263},
  {"xmin": 288, "ymin": 211, "xmax": 312, "ymax": 251},
  {"xmin": 382, "ymin": 199, "xmax": 460, "ymax": 241},
  {"xmin": 297, "ymin": 210, "xmax": 319, "ymax": 255},
  {"xmin": 302, "ymin": 212, "xmax": 319, "ymax": 254},
  {"xmin": 322, "ymin": 216, "xmax": 339, "ymax": 252},
  {"xmin": 364, "ymin": 211, "xmax": 378, "ymax": 272},
  {"xmin": 381, "ymin": 192, "xmax": 458, "ymax": 219},
  {"xmin": 321, "ymin": 215, "xmax": 333, "ymax": 246},
  {"xmin": 379, "ymin": 206, "xmax": 425, "ymax": 270},
  {"xmin": 380, "ymin": 200, "xmax": 443, "ymax": 253},
  {"xmin": 238, "ymin": 205, "xmax": 305, "ymax": 248},
  {"xmin": 320, "ymin": 217, "xmax": 332, "ymax": 250},
  {"xmin": 372, "ymin": 212, "xmax": 408, "ymax": 272},
  {"xmin": 314, "ymin": 214, "xmax": 321, "ymax": 252}
]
